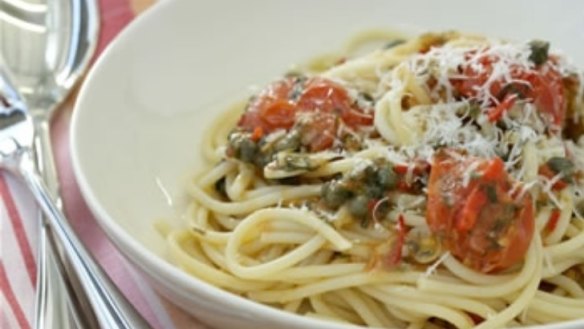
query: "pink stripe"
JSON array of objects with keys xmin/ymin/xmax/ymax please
[
  {"xmin": 95, "ymin": 246, "xmax": 164, "ymax": 328},
  {"xmin": 0, "ymin": 174, "xmax": 36, "ymax": 286},
  {"xmin": 96, "ymin": 0, "xmax": 135, "ymax": 55},
  {"xmin": 0, "ymin": 307, "xmax": 6, "ymax": 329},
  {"xmin": 121, "ymin": 259, "xmax": 171, "ymax": 329},
  {"xmin": 0, "ymin": 263, "xmax": 32, "ymax": 329}
]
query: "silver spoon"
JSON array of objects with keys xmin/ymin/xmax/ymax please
[
  {"xmin": 1, "ymin": 1, "xmax": 153, "ymax": 328},
  {"xmin": 2, "ymin": 1, "xmax": 99, "ymax": 327},
  {"xmin": 2, "ymin": 1, "xmax": 100, "ymax": 327}
]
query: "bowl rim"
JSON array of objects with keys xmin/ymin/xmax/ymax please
[{"xmin": 70, "ymin": 1, "xmax": 584, "ymax": 329}]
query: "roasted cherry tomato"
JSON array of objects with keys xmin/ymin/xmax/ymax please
[
  {"xmin": 298, "ymin": 77, "xmax": 374, "ymax": 127},
  {"xmin": 237, "ymin": 77, "xmax": 373, "ymax": 151},
  {"xmin": 452, "ymin": 52, "xmax": 566, "ymax": 128},
  {"xmin": 426, "ymin": 149, "xmax": 534, "ymax": 273},
  {"xmin": 238, "ymin": 78, "xmax": 296, "ymax": 133}
]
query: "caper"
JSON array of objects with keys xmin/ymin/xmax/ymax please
[
  {"xmin": 377, "ymin": 165, "xmax": 397, "ymax": 189},
  {"xmin": 364, "ymin": 183, "xmax": 385, "ymax": 199},
  {"xmin": 254, "ymin": 152, "xmax": 272, "ymax": 168},
  {"xmin": 322, "ymin": 181, "xmax": 352, "ymax": 208},
  {"xmin": 348, "ymin": 195, "xmax": 369, "ymax": 218},
  {"xmin": 275, "ymin": 130, "xmax": 301, "ymax": 152},
  {"xmin": 239, "ymin": 138, "xmax": 258, "ymax": 163},
  {"xmin": 547, "ymin": 157, "xmax": 574, "ymax": 176},
  {"xmin": 528, "ymin": 40, "xmax": 550, "ymax": 66}
]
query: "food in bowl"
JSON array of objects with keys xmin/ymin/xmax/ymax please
[{"xmin": 163, "ymin": 31, "xmax": 584, "ymax": 328}]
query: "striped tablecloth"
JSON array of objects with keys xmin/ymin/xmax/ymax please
[{"xmin": 1, "ymin": 1, "xmax": 205, "ymax": 328}]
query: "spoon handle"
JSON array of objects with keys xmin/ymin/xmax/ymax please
[{"xmin": 17, "ymin": 150, "xmax": 154, "ymax": 329}]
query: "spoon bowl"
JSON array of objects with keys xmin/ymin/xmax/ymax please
[{"xmin": 1, "ymin": 0, "xmax": 99, "ymax": 113}]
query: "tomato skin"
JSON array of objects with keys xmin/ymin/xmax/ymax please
[
  {"xmin": 524, "ymin": 65, "xmax": 566, "ymax": 127},
  {"xmin": 452, "ymin": 53, "xmax": 566, "ymax": 128},
  {"xmin": 238, "ymin": 78, "xmax": 296, "ymax": 133},
  {"xmin": 297, "ymin": 78, "xmax": 349, "ymax": 113},
  {"xmin": 426, "ymin": 150, "xmax": 535, "ymax": 273},
  {"xmin": 297, "ymin": 77, "xmax": 374, "ymax": 128},
  {"xmin": 546, "ymin": 209, "xmax": 561, "ymax": 233},
  {"xmin": 237, "ymin": 77, "xmax": 372, "ymax": 151},
  {"xmin": 387, "ymin": 214, "xmax": 406, "ymax": 266},
  {"xmin": 487, "ymin": 95, "xmax": 517, "ymax": 122}
]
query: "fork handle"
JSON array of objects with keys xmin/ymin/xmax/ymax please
[
  {"xmin": 17, "ymin": 149, "xmax": 153, "ymax": 329},
  {"xmin": 33, "ymin": 114, "xmax": 101, "ymax": 329},
  {"xmin": 36, "ymin": 222, "xmax": 99, "ymax": 329},
  {"xmin": 33, "ymin": 116, "xmax": 61, "ymax": 199}
]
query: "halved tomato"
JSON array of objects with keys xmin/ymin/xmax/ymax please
[
  {"xmin": 238, "ymin": 77, "xmax": 373, "ymax": 151},
  {"xmin": 452, "ymin": 52, "xmax": 566, "ymax": 128},
  {"xmin": 426, "ymin": 149, "xmax": 534, "ymax": 272}
]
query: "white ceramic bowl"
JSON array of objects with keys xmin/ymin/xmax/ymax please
[{"xmin": 71, "ymin": 0, "xmax": 584, "ymax": 328}]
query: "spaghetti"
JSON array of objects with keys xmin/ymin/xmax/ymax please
[{"xmin": 165, "ymin": 31, "xmax": 584, "ymax": 328}]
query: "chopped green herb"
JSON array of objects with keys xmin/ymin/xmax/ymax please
[
  {"xmin": 383, "ymin": 39, "xmax": 406, "ymax": 49},
  {"xmin": 468, "ymin": 103, "xmax": 482, "ymax": 120},
  {"xmin": 547, "ymin": 157, "xmax": 575, "ymax": 179},
  {"xmin": 275, "ymin": 130, "xmax": 301, "ymax": 152},
  {"xmin": 528, "ymin": 40, "xmax": 550, "ymax": 66},
  {"xmin": 486, "ymin": 185, "xmax": 498, "ymax": 203},
  {"xmin": 321, "ymin": 181, "xmax": 353, "ymax": 208},
  {"xmin": 289, "ymin": 77, "xmax": 307, "ymax": 101},
  {"xmin": 277, "ymin": 153, "xmax": 313, "ymax": 171}
]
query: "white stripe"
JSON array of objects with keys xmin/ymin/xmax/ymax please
[
  {"xmin": 122, "ymin": 258, "xmax": 178, "ymax": 329},
  {"xmin": 1, "ymin": 291, "xmax": 22, "ymax": 329},
  {"xmin": 0, "ymin": 200, "xmax": 35, "ymax": 324},
  {"xmin": 5, "ymin": 173, "xmax": 39, "ymax": 262}
]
